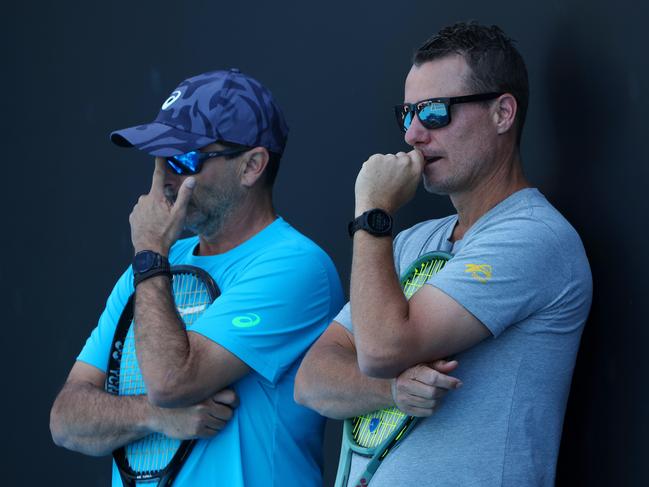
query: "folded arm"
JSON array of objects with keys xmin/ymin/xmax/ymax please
[
  {"xmin": 295, "ymin": 322, "xmax": 462, "ymax": 419},
  {"xmin": 50, "ymin": 361, "xmax": 237, "ymax": 456},
  {"xmin": 295, "ymin": 322, "xmax": 393, "ymax": 419}
]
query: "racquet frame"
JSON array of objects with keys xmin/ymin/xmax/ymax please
[{"xmin": 105, "ymin": 265, "xmax": 219, "ymax": 487}]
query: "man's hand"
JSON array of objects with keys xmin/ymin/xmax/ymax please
[
  {"xmin": 151, "ymin": 389, "xmax": 239, "ymax": 440},
  {"xmin": 390, "ymin": 360, "xmax": 462, "ymax": 417},
  {"xmin": 355, "ymin": 149, "xmax": 425, "ymax": 216},
  {"xmin": 129, "ymin": 157, "xmax": 195, "ymax": 255}
]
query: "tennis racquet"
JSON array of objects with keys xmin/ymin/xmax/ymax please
[
  {"xmin": 105, "ymin": 265, "xmax": 220, "ymax": 487},
  {"xmin": 335, "ymin": 251, "xmax": 452, "ymax": 487}
]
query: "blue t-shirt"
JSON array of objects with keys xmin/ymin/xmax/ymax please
[{"xmin": 78, "ymin": 217, "xmax": 344, "ymax": 487}]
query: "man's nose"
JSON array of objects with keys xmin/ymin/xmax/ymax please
[
  {"xmin": 404, "ymin": 115, "xmax": 432, "ymax": 147},
  {"xmin": 158, "ymin": 159, "xmax": 182, "ymax": 184}
]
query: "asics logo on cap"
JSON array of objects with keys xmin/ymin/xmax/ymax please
[{"xmin": 161, "ymin": 90, "xmax": 182, "ymax": 110}]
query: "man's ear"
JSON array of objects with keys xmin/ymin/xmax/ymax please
[
  {"xmin": 239, "ymin": 147, "xmax": 269, "ymax": 188},
  {"xmin": 492, "ymin": 93, "xmax": 517, "ymax": 135}
]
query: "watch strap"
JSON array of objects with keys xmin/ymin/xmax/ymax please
[
  {"xmin": 348, "ymin": 218, "xmax": 363, "ymax": 237},
  {"xmin": 133, "ymin": 251, "xmax": 171, "ymax": 287},
  {"xmin": 133, "ymin": 267, "xmax": 172, "ymax": 287},
  {"xmin": 348, "ymin": 209, "xmax": 393, "ymax": 237}
]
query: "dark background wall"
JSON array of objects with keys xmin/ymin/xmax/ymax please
[{"xmin": 4, "ymin": 1, "xmax": 648, "ymax": 485}]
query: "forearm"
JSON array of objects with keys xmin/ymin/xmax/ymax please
[
  {"xmin": 133, "ymin": 276, "xmax": 249, "ymax": 407},
  {"xmin": 50, "ymin": 381, "xmax": 154, "ymax": 456},
  {"xmin": 295, "ymin": 338, "xmax": 393, "ymax": 419},
  {"xmin": 350, "ymin": 232, "xmax": 411, "ymax": 375},
  {"xmin": 134, "ymin": 275, "xmax": 192, "ymax": 398}
]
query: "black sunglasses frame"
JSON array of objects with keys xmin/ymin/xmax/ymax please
[
  {"xmin": 394, "ymin": 92, "xmax": 504, "ymax": 132},
  {"xmin": 166, "ymin": 147, "xmax": 251, "ymax": 175}
]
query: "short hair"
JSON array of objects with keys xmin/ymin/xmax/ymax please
[
  {"xmin": 220, "ymin": 141, "xmax": 281, "ymax": 188},
  {"xmin": 413, "ymin": 22, "xmax": 529, "ymax": 145}
]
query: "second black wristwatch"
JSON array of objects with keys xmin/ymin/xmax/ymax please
[
  {"xmin": 132, "ymin": 250, "xmax": 171, "ymax": 287},
  {"xmin": 348, "ymin": 209, "xmax": 393, "ymax": 237}
]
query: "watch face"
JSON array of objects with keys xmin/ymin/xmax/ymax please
[
  {"xmin": 133, "ymin": 251, "xmax": 156, "ymax": 273},
  {"xmin": 368, "ymin": 210, "xmax": 392, "ymax": 233}
]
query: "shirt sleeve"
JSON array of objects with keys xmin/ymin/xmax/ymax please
[
  {"xmin": 187, "ymin": 246, "xmax": 342, "ymax": 384},
  {"xmin": 77, "ymin": 267, "xmax": 134, "ymax": 372},
  {"xmin": 333, "ymin": 301, "xmax": 352, "ymax": 332},
  {"xmin": 427, "ymin": 216, "xmax": 570, "ymax": 337}
]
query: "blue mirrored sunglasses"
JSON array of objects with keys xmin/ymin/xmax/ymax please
[
  {"xmin": 394, "ymin": 92, "xmax": 503, "ymax": 132},
  {"xmin": 166, "ymin": 147, "xmax": 250, "ymax": 175}
]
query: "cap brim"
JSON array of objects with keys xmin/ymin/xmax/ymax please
[{"xmin": 110, "ymin": 122, "xmax": 216, "ymax": 157}]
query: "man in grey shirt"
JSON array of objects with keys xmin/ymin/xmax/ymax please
[{"xmin": 295, "ymin": 22, "xmax": 592, "ymax": 486}]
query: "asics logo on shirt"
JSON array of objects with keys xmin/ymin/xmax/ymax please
[
  {"xmin": 464, "ymin": 264, "xmax": 493, "ymax": 283},
  {"xmin": 232, "ymin": 313, "xmax": 262, "ymax": 328}
]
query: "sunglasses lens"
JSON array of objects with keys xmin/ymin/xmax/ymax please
[
  {"xmin": 395, "ymin": 105, "xmax": 413, "ymax": 132},
  {"xmin": 166, "ymin": 159, "xmax": 186, "ymax": 174},
  {"xmin": 418, "ymin": 102, "xmax": 449, "ymax": 129},
  {"xmin": 403, "ymin": 110, "xmax": 415, "ymax": 131},
  {"xmin": 172, "ymin": 151, "xmax": 201, "ymax": 174}
]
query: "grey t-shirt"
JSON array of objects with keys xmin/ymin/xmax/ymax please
[{"xmin": 335, "ymin": 188, "xmax": 592, "ymax": 486}]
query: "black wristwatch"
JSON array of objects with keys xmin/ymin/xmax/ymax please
[
  {"xmin": 132, "ymin": 250, "xmax": 171, "ymax": 287},
  {"xmin": 348, "ymin": 209, "xmax": 393, "ymax": 237}
]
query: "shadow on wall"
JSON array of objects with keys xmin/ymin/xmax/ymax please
[{"xmin": 545, "ymin": 19, "xmax": 635, "ymax": 487}]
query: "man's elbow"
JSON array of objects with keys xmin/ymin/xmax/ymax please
[
  {"xmin": 49, "ymin": 407, "xmax": 68, "ymax": 449},
  {"xmin": 144, "ymin": 371, "xmax": 188, "ymax": 407},
  {"xmin": 293, "ymin": 386, "xmax": 347, "ymax": 420},
  {"xmin": 146, "ymin": 382, "xmax": 188, "ymax": 408},
  {"xmin": 293, "ymin": 366, "xmax": 316, "ymax": 410},
  {"xmin": 51, "ymin": 433, "xmax": 106, "ymax": 457},
  {"xmin": 49, "ymin": 407, "xmax": 105, "ymax": 457},
  {"xmin": 145, "ymin": 371, "xmax": 211, "ymax": 408},
  {"xmin": 357, "ymin": 349, "xmax": 405, "ymax": 379},
  {"xmin": 293, "ymin": 372, "xmax": 306, "ymax": 406},
  {"xmin": 293, "ymin": 366, "xmax": 342, "ymax": 419},
  {"xmin": 49, "ymin": 399, "xmax": 73, "ymax": 450}
]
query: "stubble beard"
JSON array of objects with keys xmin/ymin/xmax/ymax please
[
  {"xmin": 422, "ymin": 171, "xmax": 456, "ymax": 195},
  {"xmin": 165, "ymin": 185, "xmax": 245, "ymax": 237},
  {"xmin": 422, "ymin": 158, "xmax": 480, "ymax": 196}
]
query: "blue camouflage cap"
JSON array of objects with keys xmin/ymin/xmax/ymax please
[{"xmin": 110, "ymin": 68, "xmax": 289, "ymax": 157}]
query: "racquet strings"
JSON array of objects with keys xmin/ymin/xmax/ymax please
[
  {"xmin": 350, "ymin": 254, "xmax": 449, "ymax": 449},
  {"xmin": 351, "ymin": 408, "xmax": 406, "ymax": 449},
  {"xmin": 119, "ymin": 271, "xmax": 214, "ymax": 474}
]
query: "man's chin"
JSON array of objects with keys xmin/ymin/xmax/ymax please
[
  {"xmin": 182, "ymin": 210, "xmax": 206, "ymax": 235},
  {"xmin": 183, "ymin": 221, "xmax": 203, "ymax": 235},
  {"xmin": 182, "ymin": 224, "xmax": 200, "ymax": 236},
  {"xmin": 423, "ymin": 179, "xmax": 451, "ymax": 195}
]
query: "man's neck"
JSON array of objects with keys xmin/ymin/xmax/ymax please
[
  {"xmin": 197, "ymin": 192, "xmax": 276, "ymax": 256},
  {"xmin": 449, "ymin": 153, "xmax": 530, "ymax": 242}
]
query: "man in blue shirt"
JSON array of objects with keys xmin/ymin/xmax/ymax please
[{"xmin": 50, "ymin": 69, "xmax": 344, "ymax": 486}]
